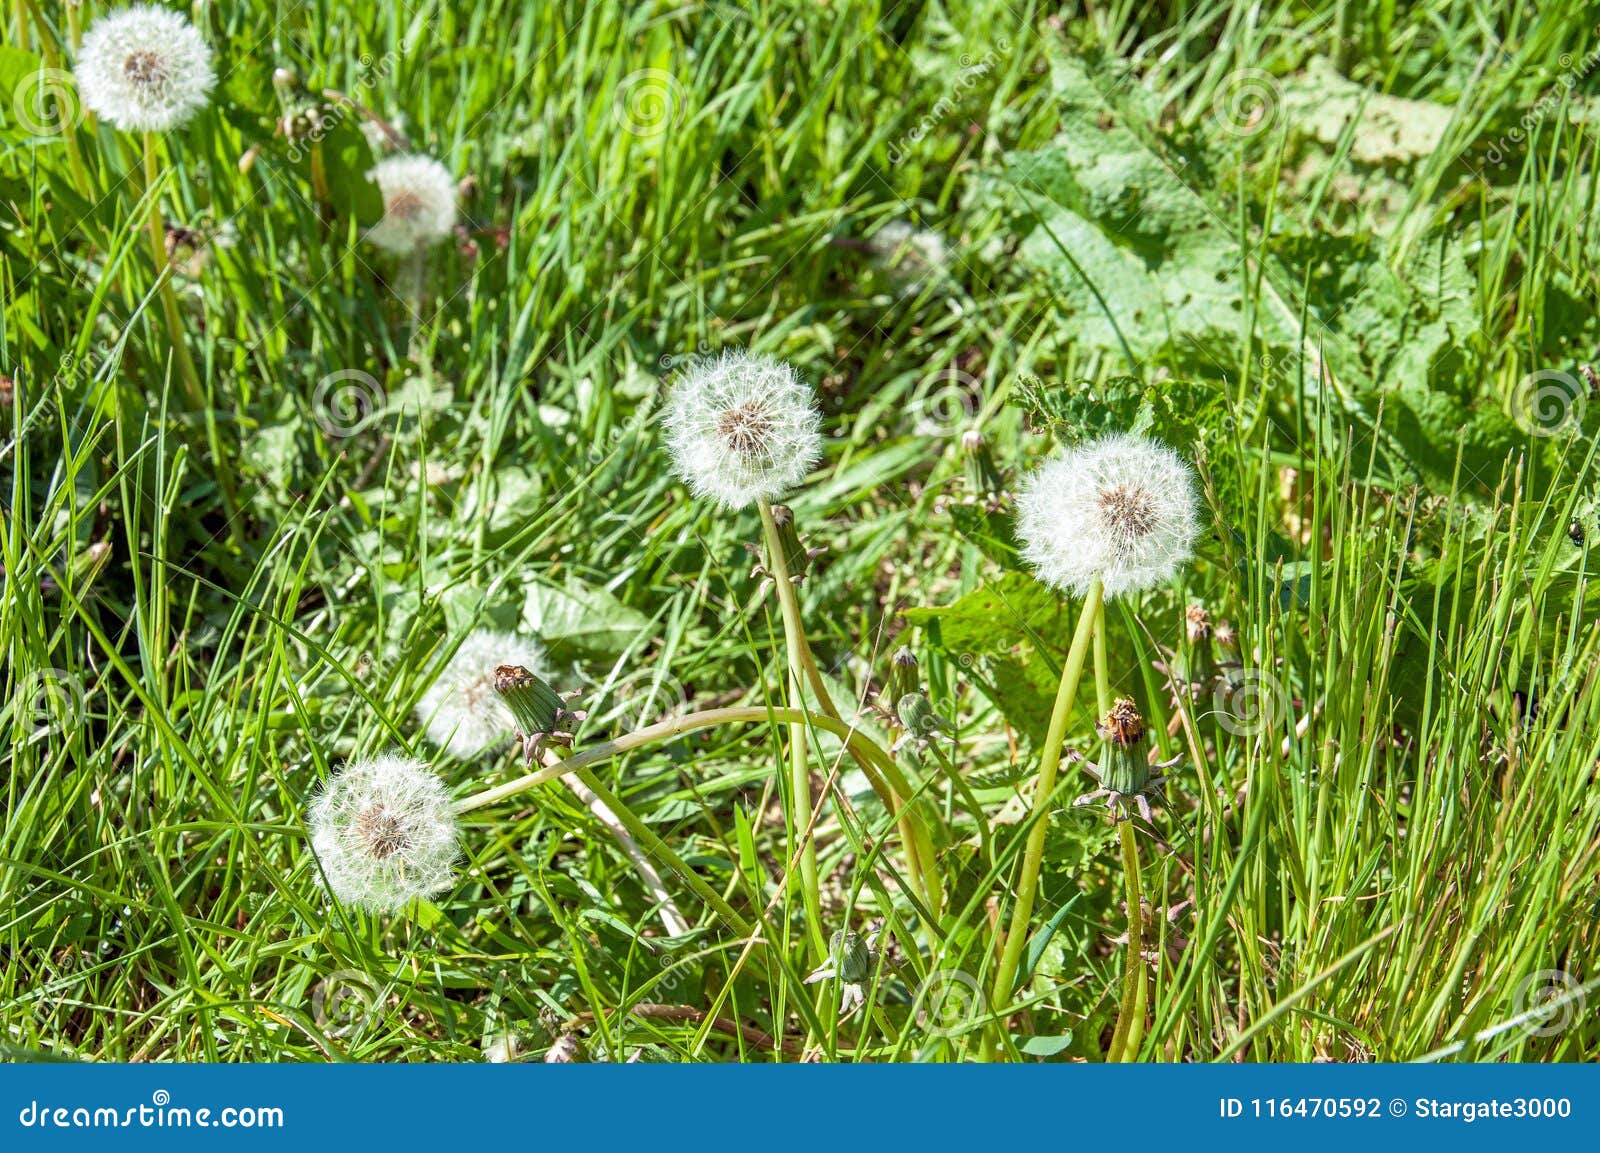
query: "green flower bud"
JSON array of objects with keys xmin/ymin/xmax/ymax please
[
  {"xmin": 829, "ymin": 931, "xmax": 873, "ymax": 983},
  {"xmin": 494, "ymin": 664, "xmax": 586, "ymax": 761},
  {"xmin": 764, "ymin": 504, "xmax": 815, "ymax": 583},
  {"xmin": 1095, "ymin": 697, "xmax": 1150, "ymax": 797},
  {"xmin": 885, "ymin": 645, "xmax": 920, "ymax": 706}
]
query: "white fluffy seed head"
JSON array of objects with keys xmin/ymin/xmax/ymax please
[
  {"xmin": 366, "ymin": 155, "xmax": 457, "ymax": 253},
  {"xmin": 416, "ymin": 629, "xmax": 547, "ymax": 758},
  {"xmin": 663, "ymin": 350, "xmax": 823, "ymax": 509},
  {"xmin": 1016, "ymin": 432, "xmax": 1199, "ymax": 600},
  {"xmin": 309, "ymin": 753, "xmax": 459, "ymax": 912},
  {"xmin": 75, "ymin": 5, "xmax": 215, "ymax": 133}
]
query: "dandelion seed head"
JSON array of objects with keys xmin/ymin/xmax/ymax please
[
  {"xmin": 75, "ymin": 5, "xmax": 215, "ymax": 133},
  {"xmin": 367, "ymin": 155, "xmax": 457, "ymax": 254},
  {"xmin": 663, "ymin": 350, "xmax": 822, "ymax": 509},
  {"xmin": 1016, "ymin": 432, "xmax": 1198, "ymax": 600},
  {"xmin": 417, "ymin": 629, "xmax": 547, "ymax": 758},
  {"xmin": 309, "ymin": 753, "xmax": 459, "ymax": 912}
]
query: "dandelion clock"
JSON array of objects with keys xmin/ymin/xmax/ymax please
[
  {"xmin": 309, "ymin": 754, "xmax": 460, "ymax": 912},
  {"xmin": 76, "ymin": 5, "xmax": 216, "ymax": 133}
]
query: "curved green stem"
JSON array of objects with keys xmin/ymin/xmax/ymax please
[
  {"xmin": 756, "ymin": 502, "xmax": 944, "ymax": 921},
  {"xmin": 142, "ymin": 133, "xmax": 204, "ymax": 412},
  {"xmin": 566, "ymin": 763, "xmax": 753, "ymax": 936},
  {"xmin": 987, "ymin": 579, "xmax": 1102, "ymax": 1053},
  {"xmin": 456, "ymin": 705, "xmax": 899, "ymax": 815},
  {"xmin": 758, "ymin": 500, "xmax": 827, "ymax": 958}
]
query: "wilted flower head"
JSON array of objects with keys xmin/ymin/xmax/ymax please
[
  {"xmin": 309, "ymin": 753, "xmax": 459, "ymax": 911},
  {"xmin": 663, "ymin": 350, "xmax": 823, "ymax": 509},
  {"xmin": 366, "ymin": 154, "xmax": 457, "ymax": 254},
  {"xmin": 75, "ymin": 5, "xmax": 215, "ymax": 132},
  {"xmin": 417, "ymin": 629, "xmax": 547, "ymax": 758},
  {"xmin": 1016, "ymin": 433, "xmax": 1198, "ymax": 600}
]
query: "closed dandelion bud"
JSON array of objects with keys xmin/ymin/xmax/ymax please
[
  {"xmin": 494, "ymin": 664, "xmax": 586, "ymax": 761},
  {"xmin": 75, "ymin": 5, "xmax": 216, "ymax": 133},
  {"xmin": 829, "ymin": 931, "xmax": 873, "ymax": 983},
  {"xmin": 1016, "ymin": 433, "xmax": 1199, "ymax": 600},
  {"xmin": 417, "ymin": 629, "xmax": 546, "ymax": 759},
  {"xmin": 1213, "ymin": 619, "xmax": 1238, "ymax": 653},
  {"xmin": 1095, "ymin": 697, "xmax": 1150, "ymax": 798},
  {"xmin": 272, "ymin": 67, "xmax": 299, "ymax": 93},
  {"xmin": 764, "ymin": 504, "xmax": 816, "ymax": 583},
  {"xmin": 663, "ymin": 350, "xmax": 823, "ymax": 509},
  {"xmin": 960, "ymin": 427, "xmax": 1006, "ymax": 501},
  {"xmin": 885, "ymin": 646, "xmax": 920, "ymax": 706},
  {"xmin": 309, "ymin": 754, "xmax": 460, "ymax": 912},
  {"xmin": 890, "ymin": 691, "xmax": 953, "ymax": 753}
]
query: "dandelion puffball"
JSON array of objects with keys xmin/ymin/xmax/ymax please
[
  {"xmin": 366, "ymin": 155, "xmax": 458, "ymax": 254},
  {"xmin": 417, "ymin": 629, "xmax": 547, "ymax": 758},
  {"xmin": 663, "ymin": 350, "xmax": 823, "ymax": 509},
  {"xmin": 1016, "ymin": 432, "xmax": 1199, "ymax": 600},
  {"xmin": 309, "ymin": 753, "xmax": 459, "ymax": 911},
  {"xmin": 75, "ymin": 5, "xmax": 215, "ymax": 133}
]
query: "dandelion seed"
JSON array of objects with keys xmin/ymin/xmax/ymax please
[
  {"xmin": 417, "ymin": 629, "xmax": 547, "ymax": 758},
  {"xmin": 309, "ymin": 753, "xmax": 459, "ymax": 911},
  {"xmin": 367, "ymin": 154, "xmax": 458, "ymax": 254},
  {"xmin": 1015, "ymin": 432, "xmax": 1199, "ymax": 600},
  {"xmin": 663, "ymin": 350, "xmax": 823, "ymax": 509},
  {"xmin": 75, "ymin": 5, "xmax": 215, "ymax": 133}
]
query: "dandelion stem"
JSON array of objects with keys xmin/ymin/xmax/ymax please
[
  {"xmin": 142, "ymin": 132, "xmax": 205, "ymax": 412},
  {"xmin": 566, "ymin": 762, "xmax": 754, "ymax": 936},
  {"xmin": 986, "ymin": 577, "xmax": 1102, "ymax": 1053},
  {"xmin": 758, "ymin": 498, "xmax": 828, "ymax": 959},
  {"xmin": 1093, "ymin": 614, "xmax": 1148, "ymax": 1062},
  {"xmin": 455, "ymin": 705, "xmax": 893, "ymax": 814},
  {"xmin": 21, "ymin": 0, "xmax": 93, "ymax": 196},
  {"xmin": 1108, "ymin": 820, "xmax": 1147, "ymax": 1061},
  {"xmin": 758, "ymin": 500, "xmax": 945, "ymax": 923}
]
